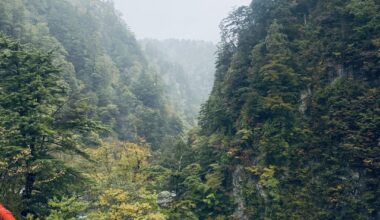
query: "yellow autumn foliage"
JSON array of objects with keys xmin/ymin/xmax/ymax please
[{"xmin": 84, "ymin": 140, "xmax": 168, "ymax": 219}]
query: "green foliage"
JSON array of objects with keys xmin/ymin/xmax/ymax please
[
  {"xmin": 0, "ymin": 0, "xmax": 183, "ymax": 149},
  {"xmin": 0, "ymin": 34, "xmax": 96, "ymax": 217},
  {"xmin": 0, "ymin": 0, "xmax": 183, "ymax": 217},
  {"xmin": 1, "ymin": 0, "xmax": 379, "ymax": 219},
  {"xmin": 198, "ymin": 0, "xmax": 380, "ymax": 219},
  {"xmin": 46, "ymin": 196, "xmax": 88, "ymax": 220}
]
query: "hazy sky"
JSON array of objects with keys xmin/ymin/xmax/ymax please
[{"xmin": 113, "ymin": 0, "xmax": 251, "ymax": 43}]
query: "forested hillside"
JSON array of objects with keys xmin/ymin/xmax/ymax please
[
  {"xmin": 193, "ymin": 0, "xmax": 380, "ymax": 219},
  {"xmin": 0, "ymin": 0, "xmax": 182, "ymax": 148},
  {"xmin": 140, "ymin": 39, "xmax": 216, "ymax": 125},
  {"xmin": 0, "ymin": 0, "xmax": 379, "ymax": 219},
  {"xmin": 0, "ymin": 0, "xmax": 183, "ymax": 218}
]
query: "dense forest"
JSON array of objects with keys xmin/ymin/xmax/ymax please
[
  {"xmin": 0, "ymin": 0, "xmax": 184, "ymax": 218},
  {"xmin": 0, "ymin": 0, "xmax": 379, "ymax": 219}
]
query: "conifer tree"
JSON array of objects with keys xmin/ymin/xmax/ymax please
[{"xmin": 0, "ymin": 35, "xmax": 97, "ymax": 217}]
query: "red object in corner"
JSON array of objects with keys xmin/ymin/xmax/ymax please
[{"xmin": 0, "ymin": 204, "xmax": 16, "ymax": 220}]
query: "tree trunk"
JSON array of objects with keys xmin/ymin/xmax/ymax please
[
  {"xmin": 21, "ymin": 171, "xmax": 36, "ymax": 217},
  {"xmin": 21, "ymin": 143, "xmax": 36, "ymax": 217}
]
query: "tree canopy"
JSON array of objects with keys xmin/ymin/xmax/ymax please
[{"xmin": 0, "ymin": 0, "xmax": 379, "ymax": 219}]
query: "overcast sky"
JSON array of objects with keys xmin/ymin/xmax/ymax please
[{"xmin": 113, "ymin": 0, "xmax": 251, "ymax": 43}]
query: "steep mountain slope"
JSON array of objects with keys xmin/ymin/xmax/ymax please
[
  {"xmin": 0, "ymin": 0, "xmax": 182, "ymax": 148},
  {"xmin": 178, "ymin": 0, "xmax": 380, "ymax": 219},
  {"xmin": 0, "ymin": 0, "xmax": 182, "ymax": 217},
  {"xmin": 0, "ymin": 0, "xmax": 379, "ymax": 219}
]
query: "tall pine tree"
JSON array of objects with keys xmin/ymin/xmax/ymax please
[{"xmin": 0, "ymin": 35, "xmax": 97, "ymax": 217}]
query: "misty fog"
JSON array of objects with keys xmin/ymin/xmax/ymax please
[
  {"xmin": 0, "ymin": 0, "xmax": 378, "ymax": 219},
  {"xmin": 113, "ymin": 0, "xmax": 251, "ymax": 42}
]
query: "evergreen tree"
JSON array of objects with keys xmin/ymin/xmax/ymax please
[{"xmin": 0, "ymin": 35, "xmax": 97, "ymax": 217}]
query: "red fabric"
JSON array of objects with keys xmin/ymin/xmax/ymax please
[{"xmin": 0, "ymin": 204, "xmax": 16, "ymax": 220}]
